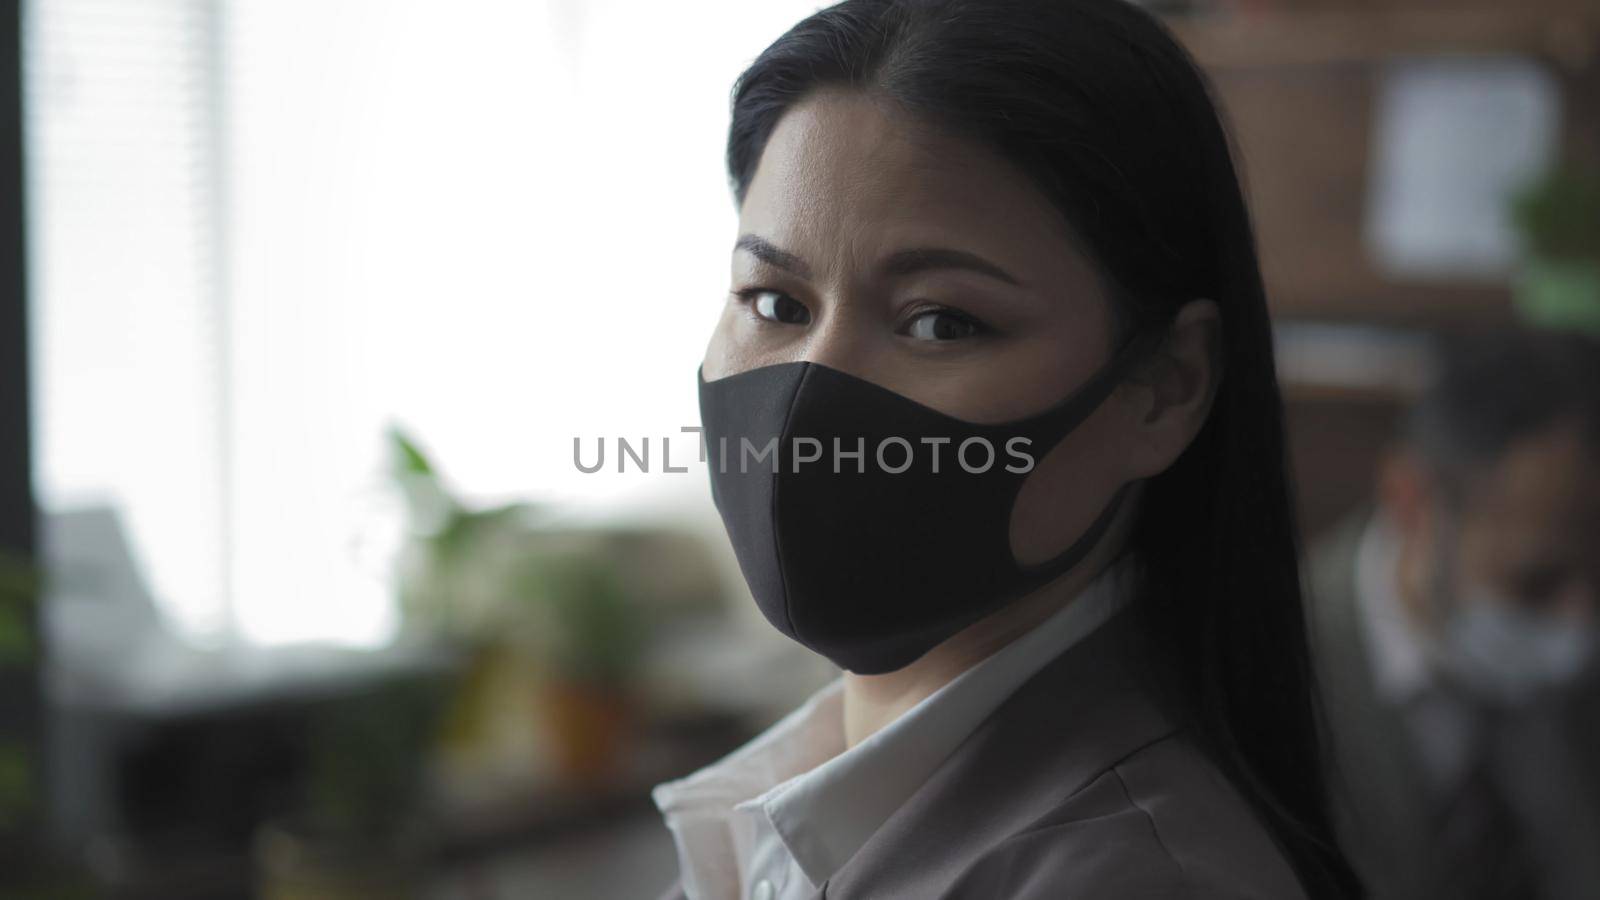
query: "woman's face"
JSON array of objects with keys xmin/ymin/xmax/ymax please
[
  {"xmin": 704, "ymin": 88, "xmax": 1143, "ymax": 564},
  {"xmin": 705, "ymin": 88, "xmax": 1117, "ymax": 422}
]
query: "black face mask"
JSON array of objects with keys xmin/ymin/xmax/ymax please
[{"xmin": 696, "ymin": 333, "xmax": 1156, "ymax": 674}]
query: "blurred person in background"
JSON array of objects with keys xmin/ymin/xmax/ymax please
[
  {"xmin": 1310, "ymin": 329, "xmax": 1600, "ymax": 900},
  {"xmin": 652, "ymin": 0, "xmax": 1362, "ymax": 898}
]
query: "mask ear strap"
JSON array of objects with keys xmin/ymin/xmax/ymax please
[
  {"xmin": 1013, "ymin": 481, "xmax": 1134, "ymax": 584},
  {"xmin": 1024, "ymin": 327, "xmax": 1167, "ymax": 449},
  {"xmin": 1006, "ymin": 324, "xmax": 1164, "ymax": 583}
]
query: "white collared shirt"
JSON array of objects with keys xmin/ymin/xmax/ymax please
[
  {"xmin": 650, "ymin": 559, "xmax": 1135, "ymax": 900},
  {"xmin": 1353, "ymin": 511, "xmax": 1480, "ymax": 791},
  {"xmin": 1354, "ymin": 511, "xmax": 1433, "ymax": 705}
]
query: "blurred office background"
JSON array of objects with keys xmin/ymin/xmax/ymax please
[{"xmin": 1, "ymin": 0, "xmax": 1597, "ymax": 897}]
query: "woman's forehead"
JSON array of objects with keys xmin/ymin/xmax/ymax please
[{"xmin": 736, "ymin": 91, "xmax": 1089, "ymax": 284}]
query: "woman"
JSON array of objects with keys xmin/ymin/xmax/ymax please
[{"xmin": 652, "ymin": 0, "xmax": 1361, "ymax": 897}]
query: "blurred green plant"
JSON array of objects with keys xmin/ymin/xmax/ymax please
[
  {"xmin": 0, "ymin": 551, "xmax": 39, "ymax": 835},
  {"xmin": 1511, "ymin": 166, "xmax": 1600, "ymax": 335},
  {"xmin": 302, "ymin": 677, "xmax": 448, "ymax": 843},
  {"xmin": 1512, "ymin": 166, "xmax": 1600, "ymax": 262},
  {"xmin": 0, "ymin": 551, "xmax": 39, "ymax": 666},
  {"xmin": 508, "ymin": 549, "xmax": 638, "ymax": 685},
  {"xmin": 0, "ymin": 864, "xmax": 98, "ymax": 900},
  {"xmin": 387, "ymin": 426, "xmax": 645, "ymax": 687},
  {"xmin": 254, "ymin": 675, "xmax": 447, "ymax": 900},
  {"xmin": 0, "ymin": 742, "xmax": 33, "ymax": 832}
]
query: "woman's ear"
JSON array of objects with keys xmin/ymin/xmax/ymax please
[{"xmin": 1117, "ymin": 298, "xmax": 1222, "ymax": 479}]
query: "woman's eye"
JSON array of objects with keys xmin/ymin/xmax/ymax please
[
  {"xmin": 903, "ymin": 308, "xmax": 985, "ymax": 342},
  {"xmin": 742, "ymin": 289, "xmax": 811, "ymax": 326}
]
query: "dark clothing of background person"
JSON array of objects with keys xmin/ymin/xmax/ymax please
[{"xmin": 1309, "ymin": 511, "xmax": 1600, "ymax": 900}]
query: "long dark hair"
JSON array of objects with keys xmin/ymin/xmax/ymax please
[{"xmin": 724, "ymin": 0, "xmax": 1360, "ymax": 896}]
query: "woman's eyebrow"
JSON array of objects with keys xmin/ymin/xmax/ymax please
[
  {"xmin": 881, "ymin": 246, "xmax": 1021, "ymax": 286},
  {"xmin": 734, "ymin": 233, "xmax": 1022, "ymax": 286},
  {"xmin": 734, "ymin": 234, "xmax": 811, "ymax": 278}
]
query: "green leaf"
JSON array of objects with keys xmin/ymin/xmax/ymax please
[
  {"xmin": 1511, "ymin": 166, "xmax": 1600, "ymax": 262},
  {"xmin": 0, "ymin": 553, "xmax": 38, "ymax": 665},
  {"xmin": 388, "ymin": 423, "xmax": 436, "ymax": 478},
  {"xmin": 0, "ymin": 743, "xmax": 35, "ymax": 828}
]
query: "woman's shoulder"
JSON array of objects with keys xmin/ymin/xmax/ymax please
[{"xmin": 942, "ymin": 730, "xmax": 1310, "ymax": 900}]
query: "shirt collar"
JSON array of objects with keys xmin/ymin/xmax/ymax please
[
  {"xmin": 650, "ymin": 680, "xmax": 846, "ymax": 900},
  {"xmin": 653, "ymin": 555, "xmax": 1136, "ymax": 889},
  {"xmin": 1354, "ymin": 510, "xmax": 1435, "ymax": 703}
]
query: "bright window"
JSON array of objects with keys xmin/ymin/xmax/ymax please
[{"xmin": 26, "ymin": 0, "xmax": 823, "ymax": 646}]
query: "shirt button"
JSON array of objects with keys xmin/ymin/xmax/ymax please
[{"xmin": 750, "ymin": 878, "xmax": 775, "ymax": 900}]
